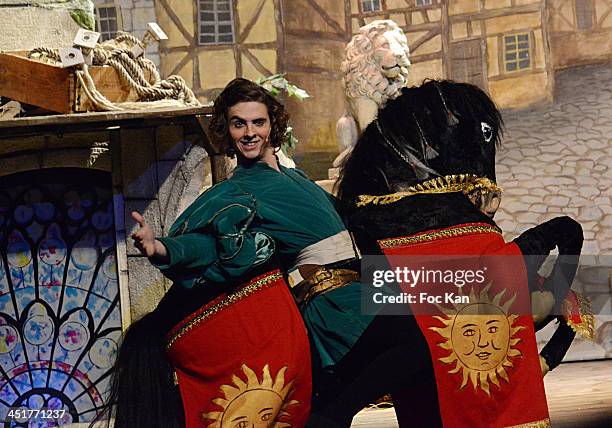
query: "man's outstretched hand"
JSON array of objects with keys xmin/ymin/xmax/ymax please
[{"xmin": 131, "ymin": 211, "xmax": 168, "ymax": 262}]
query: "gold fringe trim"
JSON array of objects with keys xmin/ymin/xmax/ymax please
[
  {"xmin": 564, "ymin": 292, "xmax": 596, "ymax": 340},
  {"xmin": 378, "ymin": 224, "xmax": 501, "ymax": 249},
  {"xmin": 166, "ymin": 272, "xmax": 283, "ymax": 350},
  {"xmin": 356, "ymin": 174, "xmax": 502, "ymax": 207},
  {"xmin": 507, "ymin": 418, "xmax": 551, "ymax": 428}
]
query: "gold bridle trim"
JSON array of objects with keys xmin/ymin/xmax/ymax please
[
  {"xmin": 378, "ymin": 224, "xmax": 501, "ymax": 249},
  {"xmin": 166, "ymin": 272, "xmax": 283, "ymax": 350},
  {"xmin": 356, "ymin": 174, "xmax": 502, "ymax": 207}
]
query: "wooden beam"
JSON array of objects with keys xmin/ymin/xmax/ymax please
[
  {"xmin": 239, "ymin": 0, "xmax": 268, "ymax": 42},
  {"xmin": 169, "ymin": 51, "xmax": 195, "ymax": 77},
  {"xmin": 441, "ymin": 0, "xmax": 451, "ymax": 78},
  {"xmin": 306, "ymin": 0, "xmax": 347, "ymax": 34},
  {"xmin": 449, "ymin": 4, "xmax": 541, "ymax": 22},
  {"xmin": 273, "ymin": 0, "xmax": 286, "ymax": 73},
  {"xmin": 487, "ymin": 67, "xmax": 547, "ymax": 81},
  {"xmin": 242, "ymin": 42, "xmax": 278, "ymax": 49},
  {"xmin": 411, "ymin": 28, "xmax": 442, "ymax": 53},
  {"xmin": 403, "ymin": 22, "xmax": 441, "ymax": 33},
  {"xmin": 157, "ymin": 0, "xmax": 194, "ymax": 47},
  {"xmin": 159, "ymin": 46, "xmax": 192, "ymax": 54},
  {"xmin": 233, "ymin": 0, "xmax": 242, "ymax": 77},
  {"xmin": 237, "ymin": 45, "xmax": 274, "ymax": 77},
  {"xmin": 344, "ymin": 0, "xmax": 352, "ymax": 35},
  {"xmin": 410, "ymin": 52, "xmax": 444, "ymax": 63},
  {"xmin": 193, "ymin": 114, "xmax": 220, "ymax": 154},
  {"xmin": 351, "ymin": 4, "xmax": 441, "ymax": 17}
]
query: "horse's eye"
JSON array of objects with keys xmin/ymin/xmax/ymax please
[{"xmin": 481, "ymin": 122, "xmax": 493, "ymax": 143}]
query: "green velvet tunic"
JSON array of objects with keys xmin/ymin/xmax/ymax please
[{"xmin": 154, "ymin": 162, "xmax": 375, "ymax": 369}]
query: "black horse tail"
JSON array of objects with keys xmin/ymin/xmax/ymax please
[{"xmin": 93, "ymin": 310, "xmax": 184, "ymax": 428}]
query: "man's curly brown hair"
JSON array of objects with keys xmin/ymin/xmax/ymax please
[{"xmin": 209, "ymin": 78, "xmax": 289, "ymax": 157}]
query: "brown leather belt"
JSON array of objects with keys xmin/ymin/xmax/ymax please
[{"xmin": 291, "ymin": 266, "xmax": 359, "ymax": 304}]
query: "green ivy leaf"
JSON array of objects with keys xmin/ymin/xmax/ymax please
[{"xmin": 256, "ymin": 74, "xmax": 309, "ymax": 152}]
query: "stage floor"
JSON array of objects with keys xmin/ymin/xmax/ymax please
[{"xmin": 351, "ymin": 360, "xmax": 612, "ymax": 427}]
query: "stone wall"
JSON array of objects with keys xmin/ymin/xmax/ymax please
[
  {"xmin": 495, "ymin": 64, "xmax": 611, "ymax": 360},
  {"xmin": 118, "ymin": 125, "xmax": 210, "ymax": 320},
  {"xmin": 0, "ymin": 2, "xmax": 83, "ymax": 51}
]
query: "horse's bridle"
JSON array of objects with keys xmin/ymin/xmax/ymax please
[{"xmin": 374, "ymin": 118, "xmax": 435, "ymax": 180}]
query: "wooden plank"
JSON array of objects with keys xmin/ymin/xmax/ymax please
[
  {"xmin": 0, "ymin": 52, "xmax": 72, "ymax": 113},
  {"xmin": 0, "ymin": 106, "xmax": 212, "ymax": 139},
  {"xmin": 0, "ymin": 106, "xmax": 210, "ymax": 127}
]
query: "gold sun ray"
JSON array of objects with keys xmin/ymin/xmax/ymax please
[
  {"xmin": 202, "ymin": 363, "xmax": 299, "ymax": 427},
  {"xmin": 232, "ymin": 373, "xmax": 247, "ymax": 390},
  {"xmin": 429, "ymin": 282, "xmax": 524, "ymax": 396},
  {"xmin": 273, "ymin": 366, "xmax": 287, "ymax": 391}
]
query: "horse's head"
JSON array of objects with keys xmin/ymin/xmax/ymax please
[{"xmin": 337, "ymin": 80, "xmax": 503, "ymax": 206}]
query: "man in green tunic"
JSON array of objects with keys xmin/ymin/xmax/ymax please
[{"xmin": 127, "ymin": 78, "xmax": 434, "ymax": 427}]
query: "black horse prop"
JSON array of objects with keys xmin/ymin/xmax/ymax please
[{"xmin": 336, "ymin": 80, "xmax": 592, "ymax": 427}]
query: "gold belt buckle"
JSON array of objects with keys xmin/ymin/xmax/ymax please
[{"xmin": 312, "ymin": 268, "xmax": 333, "ymax": 284}]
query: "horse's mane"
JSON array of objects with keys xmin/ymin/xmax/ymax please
[{"xmin": 336, "ymin": 80, "xmax": 503, "ymax": 205}]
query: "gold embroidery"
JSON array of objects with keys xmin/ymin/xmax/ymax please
[
  {"xmin": 563, "ymin": 292, "xmax": 596, "ymax": 340},
  {"xmin": 166, "ymin": 272, "xmax": 282, "ymax": 350},
  {"xmin": 507, "ymin": 417, "xmax": 551, "ymax": 428},
  {"xmin": 378, "ymin": 224, "xmax": 501, "ymax": 249},
  {"xmin": 356, "ymin": 174, "xmax": 502, "ymax": 207}
]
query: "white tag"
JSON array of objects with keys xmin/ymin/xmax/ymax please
[
  {"xmin": 73, "ymin": 29, "xmax": 100, "ymax": 49},
  {"xmin": 147, "ymin": 22, "xmax": 168, "ymax": 41},
  {"xmin": 59, "ymin": 48, "xmax": 85, "ymax": 68}
]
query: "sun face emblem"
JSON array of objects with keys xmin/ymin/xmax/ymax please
[
  {"xmin": 430, "ymin": 284, "xmax": 524, "ymax": 395},
  {"xmin": 203, "ymin": 364, "xmax": 298, "ymax": 428}
]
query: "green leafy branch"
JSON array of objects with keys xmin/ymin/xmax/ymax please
[{"xmin": 256, "ymin": 74, "xmax": 309, "ymax": 154}]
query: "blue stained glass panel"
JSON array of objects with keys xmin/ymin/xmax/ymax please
[{"xmin": 0, "ymin": 169, "xmax": 121, "ymax": 425}]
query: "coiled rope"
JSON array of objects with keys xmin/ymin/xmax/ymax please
[{"xmin": 29, "ymin": 32, "xmax": 200, "ymax": 111}]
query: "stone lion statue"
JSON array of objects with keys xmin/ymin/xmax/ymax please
[{"xmin": 332, "ymin": 20, "xmax": 410, "ymax": 170}]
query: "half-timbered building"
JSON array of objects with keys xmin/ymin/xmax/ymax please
[
  {"xmin": 152, "ymin": 0, "xmax": 611, "ymax": 163},
  {"xmin": 547, "ymin": 0, "xmax": 612, "ymax": 68}
]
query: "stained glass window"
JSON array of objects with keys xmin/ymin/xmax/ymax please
[{"xmin": 0, "ymin": 169, "xmax": 121, "ymax": 426}]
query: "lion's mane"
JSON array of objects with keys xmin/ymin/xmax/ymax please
[{"xmin": 341, "ymin": 20, "xmax": 410, "ymax": 107}]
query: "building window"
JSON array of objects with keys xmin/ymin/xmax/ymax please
[
  {"xmin": 575, "ymin": 0, "xmax": 594, "ymax": 30},
  {"xmin": 95, "ymin": 3, "xmax": 122, "ymax": 42},
  {"xmin": 199, "ymin": 0, "xmax": 235, "ymax": 45},
  {"xmin": 416, "ymin": 0, "xmax": 433, "ymax": 6},
  {"xmin": 361, "ymin": 0, "xmax": 382, "ymax": 12},
  {"xmin": 503, "ymin": 33, "xmax": 531, "ymax": 73}
]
